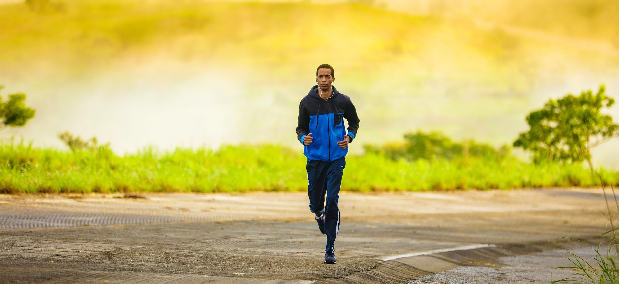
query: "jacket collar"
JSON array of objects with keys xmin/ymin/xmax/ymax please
[{"xmin": 309, "ymin": 85, "xmax": 339, "ymax": 100}]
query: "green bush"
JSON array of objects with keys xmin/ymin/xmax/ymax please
[{"xmin": 363, "ymin": 130, "xmax": 509, "ymax": 162}]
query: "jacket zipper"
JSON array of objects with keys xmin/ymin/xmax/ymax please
[
  {"xmin": 328, "ymin": 101, "xmax": 331, "ymax": 161},
  {"xmin": 316, "ymin": 100, "xmax": 320, "ymax": 130}
]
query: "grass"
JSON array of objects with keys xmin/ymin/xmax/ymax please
[
  {"xmin": 554, "ymin": 180, "xmax": 619, "ymax": 283},
  {"xmin": 1, "ymin": 140, "xmax": 617, "ymax": 194},
  {"xmin": 555, "ymin": 237, "xmax": 619, "ymax": 283}
]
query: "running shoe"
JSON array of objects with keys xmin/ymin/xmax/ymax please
[
  {"xmin": 315, "ymin": 211, "xmax": 325, "ymax": 234},
  {"xmin": 324, "ymin": 246, "xmax": 336, "ymax": 264}
]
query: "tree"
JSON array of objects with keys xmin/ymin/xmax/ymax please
[
  {"xmin": 0, "ymin": 86, "xmax": 36, "ymax": 131},
  {"xmin": 513, "ymin": 85, "xmax": 619, "ymax": 167},
  {"xmin": 58, "ymin": 131, "xmax": 108, "ymax": 152}
]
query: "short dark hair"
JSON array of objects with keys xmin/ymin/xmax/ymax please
[{"xmin": 316, "ymin": 64, "xmax": 334, "ymax": 78}]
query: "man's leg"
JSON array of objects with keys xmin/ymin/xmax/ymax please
[
  {"xmin": 324, "ymin": 157, "xmax": 345, "ymax": 263},
  {"xmin": 307, "ymin": 160, "xmax": 328, "ymax": 233}
]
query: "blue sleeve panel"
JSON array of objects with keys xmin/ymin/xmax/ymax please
[{"xmin": 347, "ymin": 132, "xmax": 355, "ymax": 142}]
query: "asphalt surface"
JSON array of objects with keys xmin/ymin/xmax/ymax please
[{"xmin": 0, "ymin": 189, "xmax": 613, "ymax": 283}]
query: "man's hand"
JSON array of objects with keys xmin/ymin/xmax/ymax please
[
  {"xmin": 303, "ymin": 133, "xmax": 313, "ymax": 146},
  {"xmin": 337, "ymin": 135, "xmax": 351, "ymax": 149}
]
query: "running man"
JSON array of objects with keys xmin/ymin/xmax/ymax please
[{"xmin": 296, "ymin": 64, "xmax": 360, "ymax": 264}]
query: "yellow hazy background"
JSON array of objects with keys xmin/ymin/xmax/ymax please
[{"xmin": 1, "ymin": 0, "xmax": 618, "ymax": 167}]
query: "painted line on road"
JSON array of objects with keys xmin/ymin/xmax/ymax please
[
  {"xmin": 263, "ymin": 281, "xmax": 314, "ymax": 284},
  {"xmin": 381, "ymin": 244, "xmax": 494, "ymax": 261}
]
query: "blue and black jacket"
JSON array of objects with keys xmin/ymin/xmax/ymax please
[{"xmin": 296, "ymin": 85, "xmax": 360, "ymax": 162}]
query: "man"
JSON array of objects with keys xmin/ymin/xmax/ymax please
[{"xmin": 296, "ymin": 64, "xmax": 360, "ymax": 264}]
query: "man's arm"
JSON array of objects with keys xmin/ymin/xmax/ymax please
[
  {"xmin": 296, "ymin": 100, "xmax": 310, "ymax": 144},
  {"xmin": 343, "ymin": 97, "xmax": 360, "ymax": 142}
]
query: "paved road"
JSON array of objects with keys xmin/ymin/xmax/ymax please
[{"xmin": 0, "ymin": 189, "xmax": 612, "ymax": 283}]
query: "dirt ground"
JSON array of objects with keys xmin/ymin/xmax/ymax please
[{"xmin": 0, "ymin": 188, "xmax": 613, "ymax": 283}]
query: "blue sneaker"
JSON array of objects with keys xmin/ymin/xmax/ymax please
[
  {"xmin": 315, "ymin": 211, "xmax": 325, "ymax": 234},
  {"xmin": 324, "ymin": 246, "xmax": 336, "ymax": 264}
]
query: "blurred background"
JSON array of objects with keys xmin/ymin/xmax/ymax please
[{"xmin": 1, "ymin": 0, "xmax": 618, "ymax": 167}]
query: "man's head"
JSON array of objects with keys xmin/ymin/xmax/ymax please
[{"xmin": 315, "ymin": 64, "xmax": 335, "ymax": 92}]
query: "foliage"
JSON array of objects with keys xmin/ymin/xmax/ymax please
[
  {"xmin": 554, "ymin": 181, "xmax": 619, "ymax": 283},
  {"xmin": 364, "ymin": 130, "xmax": 508, "ymax": 162},
  {"xmin": 0, "ymin": 86, "xmax": 36, "ymax": 131},
  {"xmin": 0, "ymin": 140, "xmax": 616, "ymax": 194},
  {"xmin": 554, "ymin": 237, "xmax": 619, "ymax": 283},
  {"xmin": 514, "ymin": 85, "xmax": 619, "ymax": 164},
  {"xmin": 512, "ymin": 87, "xmax": 619, "ymax": 283},
  {"xmin": 58, "ymin": 131, "xmax": 109, "ymax": 152}
]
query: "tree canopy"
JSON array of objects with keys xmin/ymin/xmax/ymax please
[
  {"xmin": 0, "ymin": 86, "xmax": 36, "ymax": 131},
  {"xmin": 514, "ymin": 85, "xmax": 619, "ymax": 164}
]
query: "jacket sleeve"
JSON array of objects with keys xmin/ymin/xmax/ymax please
[
  {"xmin": 296, "ymin": 99, "xmax": 310, "ymax": 144},
  {"xmin": 344, "ymin": 97, "xmax": 360, "ymax": 142}
]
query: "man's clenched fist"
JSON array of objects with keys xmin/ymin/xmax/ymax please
[
  {"xmin": 337, "ymin": 135, "xmax": 351, "ymax": 149},
  {"xmin": 303, "ymin": 133, "xmax": 313, "ymax": 146}
]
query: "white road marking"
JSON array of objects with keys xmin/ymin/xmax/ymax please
[
  {"xmin": 263, "ymin": 281, "xmax": 314, "ymax": 284},
  {"xmin": 381, "ymin": 244, "xmax": 494, "ymax": 261}
]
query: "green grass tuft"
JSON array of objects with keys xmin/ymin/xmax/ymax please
[{"xmin": 0, "ymin": 141, "xmax": 616, "ymax": 194}]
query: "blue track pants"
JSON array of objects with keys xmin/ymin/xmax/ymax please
[{"xmin": 306, "ymin": 157, "xmax": 345, "ymax": 252}]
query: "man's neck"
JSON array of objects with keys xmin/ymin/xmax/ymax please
[{"xmin": 318, "ymin": 87, "xmax": 332, "ymax": 100}]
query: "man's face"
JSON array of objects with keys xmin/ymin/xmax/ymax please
[{"xmin": 316, "ymin": 68, "xmax": 334, "ymax": 91}]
